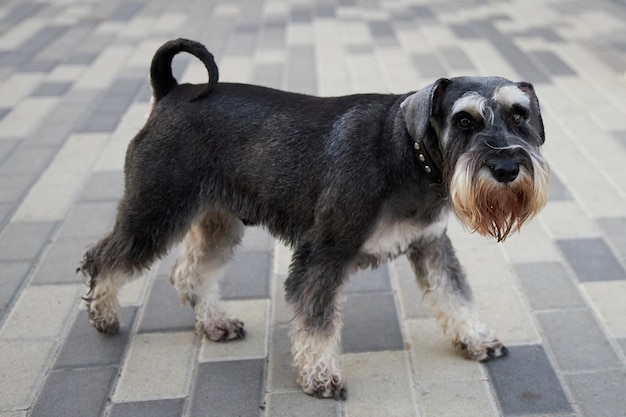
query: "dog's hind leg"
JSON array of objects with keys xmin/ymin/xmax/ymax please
[
  {"xmin": 285, "ymin": 243, "xmax": 349, "ymax": 400},
  {"xmin": 406, "ymin": 233, "xmax": 507, "ymax": 361},
  {"xmin": 170, "ymin": 210, "xmax": 246, "ymax": 341}
]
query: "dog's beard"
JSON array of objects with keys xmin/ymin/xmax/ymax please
[{"xmin": 449, "ymin": 151, "xmax": 549, "ymax": 242}]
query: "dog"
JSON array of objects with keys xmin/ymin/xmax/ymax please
[{"xmin": 79, "ymin": 38, "xmax": 549, "ymax": 400}]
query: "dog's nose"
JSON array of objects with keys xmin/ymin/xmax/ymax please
[{"xmin": 490, "ymin": 159, "xmax": 520, "ymax": 183}]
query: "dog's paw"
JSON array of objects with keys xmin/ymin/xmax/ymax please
[
  {"xmin": 200, "ymin": 318, "xmax": 246, "ymax": 342},
  {"xmin": 88, "ymin": 307, "xmax": 120, "ymax": 335},
  {"xmin": 300, "ymin": 372, "xmax": 347, "ymax": 401},
  {"xmin": 456, "ymin": 337, "xmax": 508, "ymax": 362}
]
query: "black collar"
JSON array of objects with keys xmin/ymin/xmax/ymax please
[{"xmin": 412, "ymin": 137, "xmax": 444, "ymax": 185}]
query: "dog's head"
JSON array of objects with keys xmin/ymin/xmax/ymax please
[{"xmin": 401, "ymin": 76, "xmax": 550, "ymax": 241}]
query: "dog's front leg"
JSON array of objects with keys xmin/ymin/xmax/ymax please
[
  {"xmin": 406, "ymin": 233, "xmax": 508, "ymax": 361},
  {"xmin": 285, "ymin": 245, "xmax": 348, "ymax": 400}
]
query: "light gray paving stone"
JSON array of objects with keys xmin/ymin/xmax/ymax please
[
  {"xmin": 342, "ymin": 291, "xmax": 404, "ymax": 353},
  {"xmin": 30, "ymin": 367, "xmax": 117, "ymax": 417},
  {"xmin": 56, "ymin": 201, "xmax": 116, "ymax": 239},
  {"xmin": 266, "ymin": 391, "xmax": 340, "ymax": 417},
  {"xmin": 537, "ymin": 309, "xmax": 622, "ymax": 372},
  {"xmin": 548, "ymin": 172, "xmax": 572, "ymax": 201},
  {"xmin": 0, "ymin": 221, "xmax": 56, "ymax": 261},
  {"xmin": 79, "ymin": 171, "xmax": 124, "ymax": 202},
  {"xmin": 557, "ymin": 238, "xmax": 625, "ymax": 282},
  {"xmin": 55, "ymin": 307, "xmax": 136, "ymax": 368},
  {"xmin": 190, "ymin": 359, "xmax": 266, "ymax": 417},
  {"xmin": 513, "ymin": 262, "xmax": 585, "ymax": 310},
  {"xmin": 221, "ymin": 250, "xmax": 271, "ymax": 300},
  {"xmin": 486, "ymin": 345, "xmax": 572, "ymax": 416},
  {"xmin": 138, "ymin": 275, "xmax": 195, "ymax": 333},
  {"xmin": 412, "ymin": 52, "xmax": 448, "ymax": 78},
  {"xmin": 0, "ymin": 261, "xmax": 31, "ymax": 321},
  {"xmin": 240, "ymin": 226, "xmax": 274, "ymax": 251},
  {"xmin": 567, "ymin": 370, "xmax": 626, "ymax": 417},
  {"xmin": 109, "ymin": 398, "xmax": 186, "ymax": 417},
  {"xmin": 31, "ymin": 237, "xmax": 91, "ymax": 284},
  {"xmin": 598, "ymin": 217, "xmax": 626, "ymax": 262}
]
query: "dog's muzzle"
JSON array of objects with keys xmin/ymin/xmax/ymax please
[{"xmin": 449, "ymin": 146, "xmax": 549, "ymax": 242}]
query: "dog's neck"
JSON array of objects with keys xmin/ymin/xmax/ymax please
[{"xmin": 413, "ymin": 136, "xmax": 444, "ymax": 185}]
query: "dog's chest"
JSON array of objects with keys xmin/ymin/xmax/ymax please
[{"xmin": 360, "ymin": 210, "xmax": 449, "ymax": 259}]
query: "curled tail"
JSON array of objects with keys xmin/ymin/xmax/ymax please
[{"xmin": 150, "ymin": 38, "xmax": 219, "ymax": 102}]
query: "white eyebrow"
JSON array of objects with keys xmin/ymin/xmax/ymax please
[
  {"xmin": 493, "ymin": 85, "xmax": 531, "ymax": 109},
  {"xmin": 451, "ymin": 92, "xmax": 494, "ymax": 125}
]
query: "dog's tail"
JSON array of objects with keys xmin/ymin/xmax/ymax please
[{"xmin": 150, "ymin": 38, "xmax": 219, "ymax": 102}]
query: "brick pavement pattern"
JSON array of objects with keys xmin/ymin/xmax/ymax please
[{"xmin": 0, "ymin": 0, "xmax": 625, "ymax": 416}]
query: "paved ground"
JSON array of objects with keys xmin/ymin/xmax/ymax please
[{"xmin": 1, "ymin": 0, "xmax": 626, "ymax": 416}]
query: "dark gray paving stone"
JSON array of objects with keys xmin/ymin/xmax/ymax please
[
  {"xmin": 537, "ymin": 309, "xmax": 622, "ymax": 372},
  {"xmin": 0, "ymin": 261, "xmax": 31, "ymax": 321},
  {"xmin": 0, "ymin": 221, "xmax": 56, "ymax": 261},
  {"xmin": 0, "ymin": 107, "xmax": 10, "ymax": 122},
  {"xmin": 55, "ymin": 307, "xmax": 136, "ymax": 368},
  {"xmin": 31, "ymin": 366, "xmax": 118, "ymax": 417},
  {"xmin": 57, "ymin": 201, "xmax": 116, "ymax": 239},
  {"xmin": 0, "ymin": 145, "xmax": 56, "ymax": 174},
  {"xmin": 557, "ymin": 238, "xmax": 625, "ymax": 282},
  {"xmin": 80, "ymin": 171, "xmax": 124, "ymax": 202},
  {"xmin": 267, "ymin": 391, "xmax": 340, "ymax": 417},
  {"xmin": 138, "ymin": 276, "xmax": 195, "ymax": 333},
  {"xmin": 342, "ymin": 291, "xmax": 404, "ymax": 353},
  {"xmin": 513, "ymin": 262, "xmax": 585, "ymax": 310},
  {"xmin": 221, "ymin": 250, "xmax": 271, "ymax": 300},
  {"xmin": 0, "ymin": 172, "xmax": 35, "ymax": 203},
  {"xmin": 190, "ymin": 359, "xmax": 265, "ymax": 417},
  {"xmin": 344, "ymin": 265, "xmax": 391, "ymax": 294},
  {"xmin": 567, "ymin": 370, "xmax": 626, "ymax": 417},
  {"xmin": 548, "ymin": 172, "xmax": 572, "ymax": 201},
  {"xmin": 440, "ymin": 46, "xmax": 475, "ymax": 70},
  {"xmin": 597, "ymin": 217, "xmax": 626, "ymax": 262},
  {"xmin": 31, "ymin": 81, "xmax": 72, "ymax": 96},
  {"xmin": 530, "ymin": 50, "xmax": 577, "ymax": 76},
  {"xmin": 619, "ymin": 338, "xmax": 626, "ymax": 357},
  {"xmin": 31, "ymin": 237, "xmax": 91, "ymax": 284},
  {"xmin": 110, "ymin": 398, "xmax": 185, "ymax": 417},
  {"xmin": 486, "ymin": 345, "xmax": 572, "ymax": 416}
]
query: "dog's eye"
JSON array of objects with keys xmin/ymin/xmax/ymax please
[
  {"xmin": 458, "ymin": 117, "xmax": 473, "ymax": 129},
  {"xmin": 511, "ymin": 113, "xmax": 524, "ymax": 125}
]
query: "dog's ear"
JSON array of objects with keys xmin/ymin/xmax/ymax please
[
  {"xmin": 518, "ymin": 82, "xmax": 545, "ymax": 144},
  {"xmin": 401, "ymin": 78, "xmax": 450, "ymax": 141}
]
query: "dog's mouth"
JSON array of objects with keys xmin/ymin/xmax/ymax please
[{"xmin": 449, "ymin": 154, "xmax": 549, "ymax": 242}]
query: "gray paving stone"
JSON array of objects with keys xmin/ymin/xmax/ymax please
[
  {"xmin": 31, "ymin": 237, "xmax": 91, "ymax": 284},
  {"xmin": 536, "ymin": 309, "xmax": 622, "ymax": 372},
  {"xmin": 342, "ymin": 291, "xmax": 404, "ymax": 353},
  {"xmin": 30, "ymin": 367, "xmax": 118, "ymax": 417},
  {"xmin": 440, "ymin": 46, "xmax": 475, "ymax": 71},
  {"xmin": 369, "ymin": 20, "xmax": 398, "ymax": 45},
  {"xmin": 267, "ymin": 324, "xmax": 300, "ymax": 392},
  {"xmin": 0, "ymin": 146, "xmax": 56, "ymax": 174},
  {"xmin": 412, "ymin": 52, "xmax": 448, "ymax": 78},
  {"xmin": 31, "ymin": 81, "xmax": 72, "ymax": 96},
  {"xmin": 486, "ymin": 345, "xmax": 572, "ymax": 416},
  {"xmin": 530, "ymin": 50, "xmax": 576, "ymax": 76},
  {"xmin": 79, "ymin": 171, "xmax": 124, "ymax": 202},
  {"xmin": 513, "ymin": 262, "xmax": 585, "ymax": 310},
  {"xmin": 557, "ymin": 238, "xmax": 625, "ymax": 282},
  {"xmin": 0, "ymin": 173, "xmax": 35, "ymax": 203},
  {"xmin": 241, "ymin": 226, "xmax": 274, "ymax": 251},
  {"xmin": 138, "ymin": 276, "xmax": 195, "ymax": 333},
  {"xmin": 0, "ymin": 107, "xmax": 11, "ymax": 123},
  {"xmin": 0, "ymin": 202, "xmax": 11, "ymax": 224},
  {"xmin": 0, "ymin": 261, "xmax": 31, "ymax": 322},
  {"xmin": 221, "ymin": 250, "xmax": 271, "ymax": 300},
  {"xmin": 267, "ymin": 391, "xmax": 340, "ymax": 417},
  {"xmin": 57, "ymin": 201, "xmax": 116, "ymax": 239},
  {"xmin": 597, "ymin": 217, "xmax": 626, "ymax": 262},
  {"xmin": 619, "ymin": 338, "xmax": 626, "ymax": 357},
  {"xmin": 567, "ymin": 370, "xmax": 626, "ymax": 417},
  {"xmin": 109, "ymin": 398, "xmax": 186, "ymax": 417},
  {"xmin": 344, "ymin": 265, "xmax": 391, "ymax": 293},
  {"xmin": 55, "ymin": 307, "xmax": 136, "ymax": 368},
  {"xmin": 190, "ymin": 359, "xmax": 266, "ymax": 417},
  {"xmin": 0, "ymin": 221, "xmax": 56, "ymax": 261},
  {"xmin": 253, "ymin": 63, "xmax": 284, "ymax": 89},
  {"xmin": 548, "ymin": 172, "xmax": 572, "ymax": 201}
]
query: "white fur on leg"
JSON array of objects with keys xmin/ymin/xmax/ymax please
[
  {"xmin": 421, "ymin": 275, "xmax": 506, "ymax": 361},
  {"xmin": 170, "ymin": 213, "xmax": 245, "ymax": 341},
  {"xmin": 86, "ymin": 270, "xmax": 136, "ymax": 334},
  {"xmin": 290, "ymin": 315, "xmax": 345, "ymax": 399}
]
